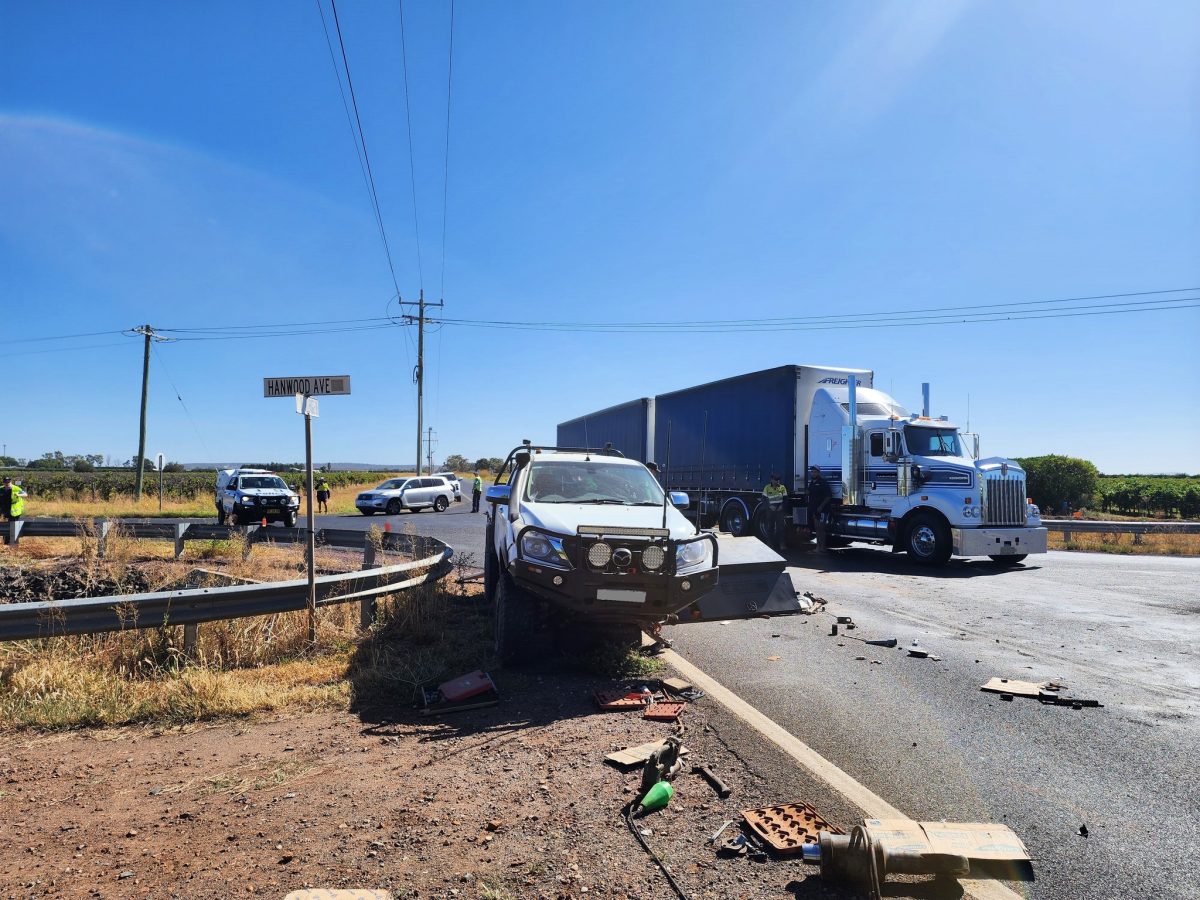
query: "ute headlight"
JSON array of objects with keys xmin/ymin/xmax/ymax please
[
  {"xmin": 520, "ymin": 532, "xmax": 568, "ymax": 569},
  {"xmin": 587, "ymin": 541, "xmax": 613, "ymax": 568},
  {"xmin": 676, "ymin": 539, "xmax": 711, "ymax": 572},
  {"xmin": 240, "ymin": 497, "xmax": 257, "ymax": 504},
  {"xmin": 641, "ymin": 544, "xmax": 665, "ymax": 570}
]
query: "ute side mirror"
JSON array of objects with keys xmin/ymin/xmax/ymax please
[
  {"xmin": 485, "ymin": 485, "xmax": 511, "ymax": 504},
  {"xmin": 669, "ymin": 491, "xmax": 690, "ymax": 509},
  {"xmin": 883, "ymin": 431, "xmax": 901, "ymax": 462}
]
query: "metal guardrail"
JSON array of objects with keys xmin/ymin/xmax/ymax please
[
  {"xmin": 0, "ymin": 519, "xmax": 453, "ymax": 641},
  {"xmin": 1040, "ymin": 518, "xmax": 1200, "ymax": 545}
]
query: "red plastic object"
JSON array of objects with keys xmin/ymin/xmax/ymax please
[
  {"xmin": 594, "ymin": 690, "xmax": 652, "ymax": 711},
  {"xmin": 644, "ymin": 701, "xmax": 686, "ymax": 721},
  {"xmin": 438, "ymin": 670, "xmax": 496, "ymax": 703}
]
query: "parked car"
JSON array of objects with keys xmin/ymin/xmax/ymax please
[
  {"xmin": 355, "ymin": 475, "xmax": 456, "ymax": 515},
  {"xmin": 435, "ymin": 472, "xmax": 464, "ymax": 502},
  {"xmin": 215, "ymin": 468, "xmax": 301, "ymax": 526}
]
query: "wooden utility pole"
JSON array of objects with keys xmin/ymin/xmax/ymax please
[
  {"xmin": 132, "ymin": 325, "xmax": 154, "ymax": 500},
  {"xmin": 398, "ymin": 291, "xmax": 443, "ymax": 475}
]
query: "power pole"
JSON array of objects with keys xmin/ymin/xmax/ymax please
[
  {"xmin": 132, "ymin": 325, "xmax": 154, "ymax": 501},
  {"xmin": 397, "ymin": 290, "xmax": 443, "ymax": 475}
]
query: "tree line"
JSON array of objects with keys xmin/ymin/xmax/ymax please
[{"xmin": 1016, "ymin": 455, "xmax": 1199, "ymax": 519}]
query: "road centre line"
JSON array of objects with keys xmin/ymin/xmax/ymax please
[{"xmin": 662, "ymin": 647, "xmax": 1026, "ymax": 900}]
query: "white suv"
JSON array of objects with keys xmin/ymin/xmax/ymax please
[{"xmin": 355, "ymin": 475, "xmax": 456, "ymax": 516}]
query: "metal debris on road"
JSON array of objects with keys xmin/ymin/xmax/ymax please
[
  {"xmin": 740, "ymin": 802, "xmax": 843, "ymax": 856},
  {"xmin": 644, "ymin": 701, "xmax": 687, "ymax": 722},
  {"xmin": 981, "ymin": 677, "xmax": 1102, "ymax": 708},
  {"xmin": 692, "ymin": 765, "xmax": 732, "ymax": 798},
  {"xmin": 706, "ymin": 819, "xmax": 734, "ymax": 845}
]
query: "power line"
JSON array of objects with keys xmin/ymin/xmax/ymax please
[
  {"xmin": 438, "ymin": 0, "xmax": 456, "ymax": 302},
  {"xmin": 325, "ymin": 0, "xmax": 403, "ymax": 298},
  {"xmin": 0, "ymin": 341, "xmax": 129, "ymax": 358},
  {"xmin": 398, "ymin": 0, "xmax": 425, "ymax": 290},
  {"xmin": 151, "ymin": 342, "xmax": 215, "ymax": 462},
  {"xmin": 0, "ymin": 329, "xmax": 125, "ymax": 345}
]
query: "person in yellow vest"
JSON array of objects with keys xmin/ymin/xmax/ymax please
[
  {"xmin": 761, "ymin": 473, "xmax": 788, "ymax": 551},
  {"xmin": 2, "ymin": 476, "xmax": 26, "ymax": 521},
  {"xmin": 471, "ymin": 473, "xmax": 484, "ymax": 513}
]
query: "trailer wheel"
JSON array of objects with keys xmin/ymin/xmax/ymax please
[
  {"xmin": 988, "ymin": 554, "xmax": 1027, "ymax": 566},
  {"xmin": 495, "ymin": 576, "xmax": 539, "ymax": 666},
  {"xmin": 719, "ymin": 499, "xmax": 750, "ymax": 536},
  {"xmin": 904, "ymin": 511, "xmax": 952, "ymax": 566}
]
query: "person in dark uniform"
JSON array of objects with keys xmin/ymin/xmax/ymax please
[{"xmin": 806, "ymin": 465, "xmax": 832, "ymax": 549}]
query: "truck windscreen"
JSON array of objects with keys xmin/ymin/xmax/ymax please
[
  {"xmin": 524, "ymin": 461, "xmax": 664, "ymax": 505},
  {"xmin": 904, "ymin": 426, "xmax": 962, "ymax": 457}
]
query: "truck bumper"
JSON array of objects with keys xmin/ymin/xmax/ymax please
[{"xmin": 952, "ymin": 526, "xmax": 1047, "ymax": 557}]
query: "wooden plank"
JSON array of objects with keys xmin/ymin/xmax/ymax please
[{"xmin": 980, "ymin": 677, "xmax": 1044, "ymax": 697}]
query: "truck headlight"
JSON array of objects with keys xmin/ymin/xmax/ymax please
[
  {"xmin": 676, "ymin": 538, "xmax": 711, "ymax": 572},
  {"xmin": 521, "ymin": 532, "xmax": 569, "ymax": 569}
]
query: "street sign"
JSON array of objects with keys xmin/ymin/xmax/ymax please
[
  {"xmin": 295, "ymin": 394, "xmax": 319, "ymax": 418},
  {"xmin": 264, "ymin": 375, "xmax": 350, "ymax": 398}
]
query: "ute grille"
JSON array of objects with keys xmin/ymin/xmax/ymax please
[{"xmin": 984, "ymin": 475, "xmax": 1026, "ymax": 526}]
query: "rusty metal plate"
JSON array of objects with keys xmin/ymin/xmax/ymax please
[
  {"xmin": 593, "ymin": 690, "xmax": 651, "ymax": 711},
  {"xmin": 644, "ymin": 701, "xmax": 686, "ymax": 721},
  {"xmin": 741, "ymin": 802, "xmax": 843, "ymax": 856}
]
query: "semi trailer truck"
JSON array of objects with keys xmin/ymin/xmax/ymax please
[{"xmin": 557, "ymin": 365, "xmax": 1047, "ymax": 566}]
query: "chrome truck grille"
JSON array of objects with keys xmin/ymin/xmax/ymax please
[{"xmin": 983, "ymin": 473, "xmax": 1027, "ymax": 526}]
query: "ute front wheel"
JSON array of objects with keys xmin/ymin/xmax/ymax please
[
  {"xmin": 905, "ymin": 511, "xmax": 952, "ymax": 566},
  {"xmin": 494, "ymin": 576, "xmax": 539, "ymax": 666}
]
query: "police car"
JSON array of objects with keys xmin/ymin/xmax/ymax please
[{"xmin": 215, "ymin": 468, "xmax": 301, "ymax": 526}]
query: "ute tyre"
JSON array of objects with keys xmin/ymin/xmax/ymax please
[
  {"xmin": 483, "ymin": 524, "xmax": 499, "ymax": 604},
  {"xmin": 434, "ymin": 495, "xmax": 449, "ymax": 512},
  {"xmin": 386, "ymin": 499, "xmax": 402, "ymax": 516},
  {"xmin": 494, "ymin": 576, "xmax": 539, "ymax": 666},
  {"xmin": 719, "ymin": 500, "xmax": 750, "ymax": 537},
  {"xmin": 217, "ymin": 506, "xmax": 227, "ymax": 525},
  {"xmin": 988, "ymin": 554, "xmax": 1027, "ymax": 566},
  {"xmin": 283, "ymin": 511, "xmax": 297, "ymax": 528},
  {"xmin": 905, "ymin": 511, "xmax": 952, "ymax": 566}
]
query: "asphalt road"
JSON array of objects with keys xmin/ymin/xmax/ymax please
[
  {"xmin": 665, "ymin": 547, "xmax": 1200, "ymax": 900},
  {"xmin": 308, "ymin": 501, "xmax": 488, "ymax": 566}
]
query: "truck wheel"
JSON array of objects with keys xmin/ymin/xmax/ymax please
[
  {"xmin": 386, "ymin": 499, "xmax": 401, "ymax": 516},
  {"xmin": 494, "ymin": 576, "xmax": 538, "ymax": 666},
  {"xmin": 905, "ymin": 511, "xmax": 952, "ymax": 566},
  {"xmin": 434, "ymin": 495, "xmax": 449, "ymax": 512},
  {"xmin": 988, "ymin": 554, "xmax": 1027, "ymax": 566},
  {"xmin": 719, "ymin": 500, "xmax": 750, "ymax": 536}
]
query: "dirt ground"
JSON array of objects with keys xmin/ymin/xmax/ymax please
[{"xmin": 0, "ymin": 665, "xmax": 860, "ymax": 900}]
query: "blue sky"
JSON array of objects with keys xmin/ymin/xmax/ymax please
[{"xmin": 1, "ymin": 0, "xmax": 1197, "ymax": 473}]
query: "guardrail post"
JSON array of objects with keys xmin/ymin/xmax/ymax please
[
  {"xmin": 1133, "ymin": 532, "xmax": 1143, "ymax": 545},
  {"xmin": 360, "ymin": 543, "xmax": 378, "ymax": 629},
  {"xmin": 1063, "ymin": 528, "xmax": 1072, "ymax": 546},
  {"xmin": 183, "ymin": 623, "xmax": 198, "ymax": 657},
  {"xmin": 242, "ymin": 525, "xmax": 258, "ymax": 561},
  {"xmin": 97, "ymin": 520, "xmax": 111, "ymax": 558},
  {"xmin": 174, "ymin": 523, "xmax": 188, "ymax": 559},
  {"xmin": 4, "ymin": 520, "xmax": 21, "ymax": 547}
]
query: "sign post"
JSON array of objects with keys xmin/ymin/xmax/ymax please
[
  {"xmin": 265, "ymin": 375, "xmax": 349, "ymax": 649},
  {"xmin": 155, "ymin": 453, "xmax": 165, "ymax": 512}
]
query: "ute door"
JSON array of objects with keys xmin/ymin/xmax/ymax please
[{"xmin": 862, "ymin": 431, "xmax": 898, "ymax": 511}]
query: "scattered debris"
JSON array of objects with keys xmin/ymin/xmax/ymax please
[
  {"xmin": 836, "ymin": 615, "xmax": 854, "ymax": 625},
  {"xmin": 594, "ymin": 690, "xmax": 653, "ymax": 711},
  {"xmin": 438, "ymin": 670, "xmax": 496, "ymax": 703},
  {"xmin": 864, "ymin": 638, "xmax": 897, "ymax": 648},
  {"xmin": 707, "ymin": 820, "xmax": 734, "ymax": 846},
  {"xmin": 661, "ymin": 676, "xmax": 693, "ymax": 694},
  {"xmin": 420, "ymin": 672, "xmax": 500, "ymax": 715},
  {"xmin": 692, "ymin": 765, "xmax": 732, "ymax": 798},
  {"xmin": 605, "ymin": 740, "xmax": 679, "ymax": 769},
  {"xmin": 819, "ymin": 820, "xmax": 1032, "ymax": 897},
  {"xmin": 981, "ymin": 677, "xmax": 1102, "ymax": 708},
  {"xmin": 766, "ymin": 655, "xmax": 781, "ymax": 662},
  {"xmin": 741, "ymin": 802, "xmax": 843, "ymax": 856},
  {"xmin": 981, "ymin": 677, "xmax": 1043, "ymax": 697},
  {"xmin": 907, "ymin": 641, "xmax": 929, "ymax": 658},
  {"xmin": 1078, "ymin": 823, "xmax": 1089, "ymax": 837},
  {"xmin": 638, "ymin": 735, "xmax": 685, "ymax": 801},
  {"xmin": 1000, "ymin": 693, "xmax": 1014, "ymax": 701},
  {"xmin": 644, "ymin": 701, "xmax": 686, "ymax": 722},
  {"xmin": 635, "ymin": 781, "xmax": 674, "ymax": 816}
]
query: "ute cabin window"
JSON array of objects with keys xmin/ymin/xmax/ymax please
[{"xmin": 869, "ymin": 433, "xmax": 884, "ymax": 457}]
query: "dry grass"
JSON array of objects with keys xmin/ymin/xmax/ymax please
[
  {"xmin": 0, "ymin": 530, "xmax": 460, "ymax": 730},
  {"xmin": 1047, "ymin": 530, "xmax": 1200, "ymax": 556}
]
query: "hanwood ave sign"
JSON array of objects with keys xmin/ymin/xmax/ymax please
[{"xmin": 263, "ymin": 375, "xmax": 351, "ymax": 398}]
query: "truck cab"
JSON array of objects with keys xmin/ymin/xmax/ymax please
[
  {"xmin": 484, "ymin": 444, "xmax": 719, "ymax": 662},
  {"xmin": 807, "ymin": 382, "xmax": 1045, "ymax": 565}
]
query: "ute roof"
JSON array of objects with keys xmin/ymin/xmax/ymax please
[{"xmin": 529, "ymin": 450, "xmax": 643, "ymax": 466}]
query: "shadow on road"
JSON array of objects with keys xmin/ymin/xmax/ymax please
[{"xmin": 782, "ymin": 544, "xmax": 1043, "ymax": 580}]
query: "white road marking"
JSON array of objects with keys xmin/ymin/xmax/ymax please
[{"xmin": 662, "ymin": 647, "xmax": 1028, "ymax": 900}]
